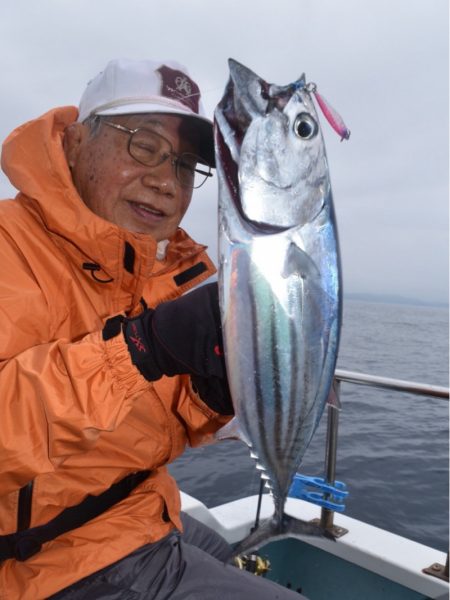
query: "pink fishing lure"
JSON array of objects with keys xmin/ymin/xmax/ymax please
[{"xmin": 312, "ymin": 89, "xmax": 351, "ymax": 141}]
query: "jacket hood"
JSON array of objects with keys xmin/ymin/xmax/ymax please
[{"xmin": 1, "ymin": 107, "xmax": 212, "ymax": 286}]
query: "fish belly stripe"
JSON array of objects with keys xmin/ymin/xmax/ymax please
[
  {"xmin": 248, "ymin": 281, "xmax": 277, "ymax": 480},
  {"xmin": 270, "ymin": 296, "xmax": 284, "ymax": 460},
  {"xmin": 284, "ymin": 319, "xmax": 301, "ymax": 464}
]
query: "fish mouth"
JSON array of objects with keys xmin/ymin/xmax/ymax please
[{"xmin": 215, "ymin": 61, "xmax": 298, "ymax": 235}]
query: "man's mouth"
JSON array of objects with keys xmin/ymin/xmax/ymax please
[{"xmin": 128, "ymin": 200, "xmax": 166, "ymax": 220}]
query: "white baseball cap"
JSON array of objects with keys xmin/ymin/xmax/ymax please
[{"xmin": 78, "ymin": 58, "xmax": 214, "ymax": 165}]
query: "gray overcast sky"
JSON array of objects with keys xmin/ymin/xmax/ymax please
[{"xmin": 1, "ymin": 0, "xmax": 448, "ymax": 303}]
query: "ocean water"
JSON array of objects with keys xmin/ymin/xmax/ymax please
[{"xmin": 168, "ymin": 300, "xmax": 449, "ymax": 552}]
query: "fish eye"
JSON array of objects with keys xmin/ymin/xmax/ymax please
[{"xmin": 293, "ymin": 113, "xmax": 318, "ymax": 140}]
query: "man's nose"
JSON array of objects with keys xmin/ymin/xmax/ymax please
[{"xmin": 141, "ymin": 158, "xmax": 177, "ymax": 194}]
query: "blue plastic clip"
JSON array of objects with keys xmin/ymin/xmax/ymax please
[{"xmin": 288, "ymin": 473, "xmax": 348, "ymax": 512}]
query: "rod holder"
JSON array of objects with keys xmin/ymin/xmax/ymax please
[{"xmin": 320, "ymin": 379, "xmax": 341, "ymax": 531}]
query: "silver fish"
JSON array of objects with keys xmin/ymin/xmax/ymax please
[{"xmin": 214, "ymin": 59, "xmax": 343, "ymax": 552}]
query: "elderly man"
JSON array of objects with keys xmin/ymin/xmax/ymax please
[{"xmin": 0, "ymin": 58, "xmax": 307, "ymax": 599}]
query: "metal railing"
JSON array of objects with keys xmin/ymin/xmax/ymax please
[
  {"xmin": 321, "ymin": 369, "xmax": 449, "ymax": 580},
  {"xmin": 334, "ymin": 369, "xmax": 449, "ymax": 400}
]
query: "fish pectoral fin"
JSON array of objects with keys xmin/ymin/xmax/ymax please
[
  {"xmin": 282, "ymin": 242, "xmax": 320, "ymax": 279},
  {"xmin": 326, "ymin": 379, "xmax": 342, "ymax": 410}
]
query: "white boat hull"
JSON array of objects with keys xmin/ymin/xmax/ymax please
[{"xmin": 181, "ymin": 491, "xmax": 448, "ymax": 599}]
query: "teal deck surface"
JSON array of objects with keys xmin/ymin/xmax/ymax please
[{"xmin": 261, "ymin": 538, "xmax": 430, "ymax": 600}]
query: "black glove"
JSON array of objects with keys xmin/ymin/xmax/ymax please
[{"xmin": 122, "ymin": 283, "xmax": 233, "ymax": 415}]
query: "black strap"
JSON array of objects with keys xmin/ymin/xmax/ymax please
[
  {"xmin": 0, "ymin": 470, "xmax": 150, "ymax": 562},
  {"xmin": 123, "ymin": 242, "xmax": 135, "ymax": 274},
  {"xmin": 17, "ymin": 481, "xmax": 34, "ymax": 531},
  {"xmin": 173, "ymin": 262, "xmax": 207, "ymax": 286}
]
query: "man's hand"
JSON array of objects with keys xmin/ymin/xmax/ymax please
[{"xmin": 122, "ymin": 283, "xmax": 233, "ymax": 415}]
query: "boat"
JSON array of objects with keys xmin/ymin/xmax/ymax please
[{"xmin": 180, "ymin": 369, "xmax": 449, "ymax": 600}]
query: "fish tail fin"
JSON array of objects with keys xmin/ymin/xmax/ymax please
[
  {"xmin": 232, "ymin": 513, "xmax": 335, "ymax": 557},
  {"xmin": 284, "ymin": 513, "xmax": 336, "ymax": 540}
]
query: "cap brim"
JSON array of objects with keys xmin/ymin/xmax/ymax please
[{"xmin": 96, "ymin": 104, "xmax": 215, "ymax": 168}]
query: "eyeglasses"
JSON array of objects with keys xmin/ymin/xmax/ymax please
[{"xmin": 102, "ymin": 120, "xmax": 213, "ymax": 189}]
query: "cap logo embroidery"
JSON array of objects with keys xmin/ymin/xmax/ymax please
[
  {"xmin": 157, "ymin": 65, "xmax": 200, "ymax": 114},
  {"xmin": 175, "ymin": 75, "xmax": 192, "ymax": 96}
]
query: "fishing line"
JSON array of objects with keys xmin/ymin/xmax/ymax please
[{"xmin": 251, "ymin": 477, "xmax": 265, "ymax": 532}]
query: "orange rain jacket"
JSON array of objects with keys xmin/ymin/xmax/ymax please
[{"xmin": 0, "ymin": 107, "xmax": 228, "ymax": 599}]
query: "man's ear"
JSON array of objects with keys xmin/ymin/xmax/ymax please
[{"xmin": 63, "ymin": 122, "xmax": 86, "ymax": 169}]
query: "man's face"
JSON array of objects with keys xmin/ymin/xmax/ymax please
[{"xmin": 64, "ymin": 114, "xmax": 197, "ymax": 241}]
